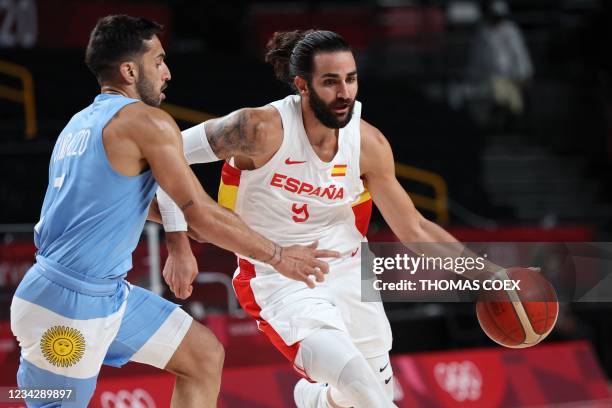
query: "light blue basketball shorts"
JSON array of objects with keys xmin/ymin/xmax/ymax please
[{"xmin": 10, "ymin": 256, "xmax": 193, "ymax": 407}]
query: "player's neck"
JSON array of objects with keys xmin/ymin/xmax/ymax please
[
  {"xmin": 301, "ymin": 105, "xmax": 339, "ymax": 147},
  {"xmin": 100, "ymin": 84, "xmax": 140, "ymax": 100}
]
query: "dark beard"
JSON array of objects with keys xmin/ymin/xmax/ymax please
[
  {"xmin": 136, "ymin": 71, "xmax": 162, "ymax": 107},
  {"xmin": 308, "ymin": 85, "xmax": 354, "ymax": 129}
]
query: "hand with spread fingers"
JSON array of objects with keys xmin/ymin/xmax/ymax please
[{"xmin": 271, "ymin": 241, "xmax": 340, "ymax": 288}]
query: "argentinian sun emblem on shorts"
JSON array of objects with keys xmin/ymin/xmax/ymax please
[{"xmin": 40, "ymin": 325, "xmax": 86, "ymax": 367}]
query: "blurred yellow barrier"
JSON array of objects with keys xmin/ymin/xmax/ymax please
[
  {"xmin": 395, "ymin": 162, "xmax": 449, "ymax": 225},
  {"xmin": 0, "ymin": 60, "xmax": 37, "ymax": 139},
  {"xmin": 162, "ymin": 102, "xmax": 216, "ymax": 124}
]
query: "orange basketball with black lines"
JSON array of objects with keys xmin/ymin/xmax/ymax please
[{"xmin": 476, "ymin": 267, "xmax": 558, "ymax": 348}]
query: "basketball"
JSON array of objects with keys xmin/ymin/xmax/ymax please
[{"xmin": 476, "ymin": 267, "xmax": 558, "ymax": 348}]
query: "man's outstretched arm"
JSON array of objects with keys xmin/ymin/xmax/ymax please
[
  {"xmin": 129, "ymin": 104, "xmax": 335, "ymax": 296},
  {"xmin": 169, "ymin": 106, "xmax": 281, "ymax": 166},
  {"xmin": 155, "ymin": 106, "xmax": 281, "ymax": 231},
  {"xmin": 360, "ymin": 120, "xmax": 503, "ymax": 280}
]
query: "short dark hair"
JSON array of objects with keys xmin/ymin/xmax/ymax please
[
  {"xmin": 85, "ymin": 15, "xmax": 163, "ymax": 84},
  {"xmin": 265, "ymin": 30, "xmax": 351, "ymax": 91}
]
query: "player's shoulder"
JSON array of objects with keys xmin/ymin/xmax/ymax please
[
  {"xmin": 239, "ymin": 105, "xmax": 283, "ymax": 149},
  {"xmin": 245, "ymin": 105, "xmax": 282, "ymax": 131},
  {"xmin": 112, "ymin": 102, "xmax": 179, "ymax": 142},
  {"xmin": 360, "ymin": 119, "xmax": 388, "ymax": 150},
  {"xmin": 359, "ymin": 118, "xmax": 394, "ymax": 175},
  {"xmin": 121, "ymin": 102, "xmax": 176, "ymax": 130}
]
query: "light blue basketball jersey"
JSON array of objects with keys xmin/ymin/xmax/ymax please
[
  {"xmin": 34, "ymin": 93, "xmax": 158, "ymax": 279},
  {"xmin": 12, "ymin": 94, "xmax": 189, "ymax": 408}
]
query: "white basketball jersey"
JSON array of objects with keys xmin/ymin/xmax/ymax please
[{"xmin": 219, "ymin": 94, "xmax": 372, "ymax": 267}]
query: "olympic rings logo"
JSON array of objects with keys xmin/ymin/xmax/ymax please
[
  {"xmin": 434, "ymin": 361, "xmax": 483, "ymax": 402},
  {"xmin": 99, "ymin": 388, "xmax": 157, "ymax": 408}
]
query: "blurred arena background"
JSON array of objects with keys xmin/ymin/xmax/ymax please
[{"xmin": 1, "ymin": 0, "xmax": 612, "ymax": 406}]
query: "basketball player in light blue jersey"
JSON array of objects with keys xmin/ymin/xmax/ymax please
[{"xmin": 10, "ymin": 15, "xmax": 337, "ymax": 407}]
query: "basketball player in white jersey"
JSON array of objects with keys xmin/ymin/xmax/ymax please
[{"xmin": 156, "ymin": 30, "xmax": 468, "ymax": 407}]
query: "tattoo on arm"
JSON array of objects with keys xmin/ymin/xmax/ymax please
[
  {"xmin": 205, "ymin": 109, "xmax": 265, "ymax": 158},
  {"xmin": 180, "ymin": 200, "xmax": 194, "ymax": 211}
]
